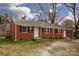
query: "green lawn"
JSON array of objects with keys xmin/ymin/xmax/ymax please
[
  {"xmin": 0, "ymin": 38, "xmax": 67, "ymax": 56},
  {"xmin": 0, "ymin": 38, "xmax": 79, "ymax": 56}
]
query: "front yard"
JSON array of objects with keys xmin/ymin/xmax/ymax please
[{"xmin": 0, "ymin": 38, "xmax": 79, "ymax": 56}]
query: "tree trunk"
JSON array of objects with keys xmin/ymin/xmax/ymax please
[
  {"xmin": 75, "ymin": 25, "xmax": 78, "ymax": 39},
  {"xmin": 73, "ymin": 4, "xmax": 78, "ymax": 39}
]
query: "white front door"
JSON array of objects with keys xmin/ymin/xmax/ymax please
[
  {"xmin": 64, "ymin": 29, "xmax": 66, "ymax": 37},
  {"xmin": 34, "ymin": 27, "xmax": 39, "ymax": 38}
]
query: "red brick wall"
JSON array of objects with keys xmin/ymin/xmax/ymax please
[
  {"xmin": 54, "ymin": 29, "xmax": 64, "ymax": 39},
  {"xmin": 40, "ymin": 28, "xmax": 64, "ymax": 39},
  {"xmin": 54, "ymin": 33, "xmax": 64, "ymax": 39},
  {"xmin": 10, "ymin": 22, "xmax": 34, "ymax": 41},
  {"xmin": 66, "ymin": 33, "xmax": 74, "ymax": 39},
  {"xmin": 40, "ymin": 33, "xmax": 53, "ymax": 39},
  {"xmin": 16, "ymin": 25, "xmax": 34, "ymax": 41},
  {"xmin": 10, "ymin": 22, "xmax": 74, "ymax": 41}
]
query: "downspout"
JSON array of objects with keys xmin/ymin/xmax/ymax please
[
  {"xmin": 52, "ymin": 27, "xmax": 54, "ymax": 39},
  {"xmin": 15, "ymin": 24, "xmax": 17, "ymax": 42}
]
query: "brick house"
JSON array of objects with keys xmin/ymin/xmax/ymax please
[{"xmin": 10, "ymin": 19, "xmax": 74, "ymax": 41}]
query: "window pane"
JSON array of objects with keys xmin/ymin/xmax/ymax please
[
  {"xmin": 55, "ymin": 29, "xmax": 58, "ymax": 33},
  {"xmin": 20, "ymin": 26, "xmax": 29, "ymax": 32},
  {"xmin": 42, "ymin": 28, "xmax": 46, "ymax": 32},
  {"xmin": 47, "ymin": 28, "xmax": 49, "ymax": 33},
  {"xmin": 23, "ymin": 27, "xmax": 27, "ymax": 32},
  {"xmin": 61, "ymin": 29, "xmax": 63, "ymax": 33}
]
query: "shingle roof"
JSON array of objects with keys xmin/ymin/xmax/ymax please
[
  {"xmin": 12, "ymin": 18, "xmax": 53, "ymax": 28},
  {"xmin": 12, "ymin": 18, "xmax": 76, "ymax": 29}
]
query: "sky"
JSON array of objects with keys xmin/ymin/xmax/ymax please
[{"xmin": 0, "ymin": 3, "xmax": 73, "ymax": 22}]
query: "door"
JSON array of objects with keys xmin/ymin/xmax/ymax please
[
  {"xmin": 34, "ymin": 27, "xmax": 39, "ymax": 38},
  {"xmin": 64, "ymin": 29, "xmax": 66, "ymax": 37}
]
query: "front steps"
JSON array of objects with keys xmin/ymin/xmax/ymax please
[{"xmin": 34, "ymin": 37, "xmax": 41, "ymax": 39}]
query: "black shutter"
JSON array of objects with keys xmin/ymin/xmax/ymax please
[
  {"xmin": 31, "ymin": 27, "xmax": 34, "ymax": 31},
  {"xmin": 55, "ymin": 29, "xmax": 57, "ymax": 33},
  {"xmin": 42, "ymin": 28, "xmax": 43, "ymax": 32},
  {"xmin": 50, "ymin": 29, "xmax": 51, "ymax": 33},
  {"xmin": 20, "ymin": 26, "xmax": 22, "ymax": 32},
  {"xmin": 28, "ymin": 26, "xmax": 30, "ymax": 32}
]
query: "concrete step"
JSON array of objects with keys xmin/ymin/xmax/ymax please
[{"xmin": 34, "ymin": 37, "xmax": 41, "ymax": 39}]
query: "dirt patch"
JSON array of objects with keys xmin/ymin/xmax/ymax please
[{"xmin": 34, "ymin": 42, "xmax": 79, "ymax": 56}]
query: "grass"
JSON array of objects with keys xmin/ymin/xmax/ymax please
[
  {"xmin": 0, "ymin": 38, "xmax": 67, "ymax": 44},
  {"xmin": 0, "ymin": 38, "xmax": 76, "ymax": 56},
  {"xmin": 0, "ymin": 39, "xmax": 43, "ymax": 55},
  {"xmin": 0, "ymin": 38, "xmax": 66, "ymax": 55}
]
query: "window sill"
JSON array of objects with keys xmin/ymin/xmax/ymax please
[
  {"xmin": 43, "ymin": 33, "xmax": 50, "ymax": 34},
  {"xmin": 20, "ymin": 32, "xmax": 28, "ymax": 33}
]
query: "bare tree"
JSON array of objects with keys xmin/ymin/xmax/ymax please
[
  {"xmin": 36, "ymin": 3, "xmax": 63, "ymax": 23},
  {"xmin": 64, "ymin": 3, "xmax": 79, "ymax": 39},
  {"xmin": 48, "ymin": 3, "xmax": 64, "ymax": 24},
  {"xmin": 36, "ymin": 3, "xmax": 48, "ymax": 22},
  {"xmin": 62, "ymin": 19, "xmax": 74, "ymax": 27},
  {"xmin": 0, "ymin": 13, "xmax": 11, "ymax": 37},
  {"xmin": 48, "ymin": 3, "xmax": 57, "ymax": 24}
]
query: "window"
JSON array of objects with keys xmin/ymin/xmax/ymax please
[
  {"xmin": 66, "ymin": 30, "xmax": 68, "ymax": 33},
  {"xmin": 58, "ymin": 29, "xmax": 61, "ymax": 33},
  {"xmin": 55, "ymin": 29, "xmax": 58, "ymax": 33},
  {"xmin": 20, "ymin": 26, "xmax": 29, "ymax": 32},
  {"xmin": 68, "ymin": 30, "xmax": 70, "ymax": 33},
  {"xmin": 70, "ymin": 30, "xmax": 72, "ymax": 33},
  {"xmin": 59, "ymin": 29, "xmax": 63, "ymax": 33},
  {"xmin": 42, "ymin": 28, "xmax": 46, "ymax": 32},
  {"xmin": 61, "ymin": 29, "xmax": 63, "ymax": 33},
  {"xmin": 47, "ymin": 28, "xmax": 49, "ymax": 33},
  {"xmin": 55, "ymin": 29, "xmax": 63, "ymax": 34},
  {"xmin": 66, "ymin": 30, "xmax": 72, "ymax": 33},
  {"xmin": 42, "ymin": 28, "xmax": 51, "ymax": 34},
  {"xmin": 48, "ymin": 28, "xmax": 52, "ymax": 33}
]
